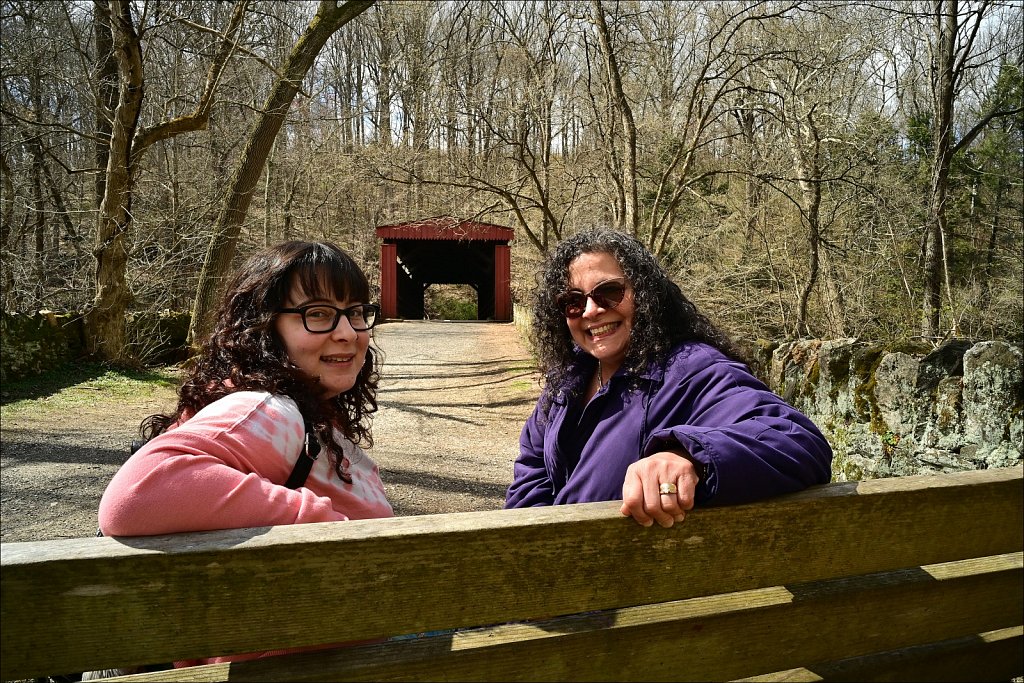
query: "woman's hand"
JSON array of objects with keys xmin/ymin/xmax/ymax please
[{"xmin": 620, "ymin": 449, "xmax": 700, "ymax": 527}]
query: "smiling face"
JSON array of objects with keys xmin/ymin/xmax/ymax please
[
  {"xmin": 274, "ymin": 277, "xmax": 370, "ymax": 400},
  {"xmin": 565, "ymin": 251, "xmax": 635, "ymax": 376}
]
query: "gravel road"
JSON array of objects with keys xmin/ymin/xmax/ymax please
[
  {"xmin": 371, "ymin": 321, "xmax": 538, "ymax": 516},
  {"xmin": 0, "ymin": 321, "xmax": 540, "ymax": 542}
]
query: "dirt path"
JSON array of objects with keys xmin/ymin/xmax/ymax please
[
  {"xmin": 371, "ymin": 321, "xmax": 538, "ymax": 516},
  {"xmin": 0, "ymin": 321, "xmax": 539, "ymax": 542}
]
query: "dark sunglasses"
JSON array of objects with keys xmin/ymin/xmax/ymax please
[
  {"xmin": 278, "ymin": 303, "xmax": 380, "ymax": 333},
  {"xmin": 555, "ymin": 278, "xmax": 627, "ymax": 319}
]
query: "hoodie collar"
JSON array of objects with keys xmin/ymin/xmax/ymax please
[{"xmin": 549, "ymin": 347, "xmax": 666, "ymax": 405}]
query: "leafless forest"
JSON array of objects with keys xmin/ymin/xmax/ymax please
[{"xmin": 1, "ymin": 0, "xmax": 1021, "ymax": 365}]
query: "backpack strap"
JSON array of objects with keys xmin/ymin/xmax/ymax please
[
  {"xmin": 283, "ymin": 416, "xmax": 321, "ymax": 489},
  {"xmin": 128, "ymin": 414, "xmax": 320, "ymax": 490}
]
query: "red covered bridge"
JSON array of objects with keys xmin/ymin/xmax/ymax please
[{"xmin": 376, "ymin": 217, "xmax": 514, "ymax": 321}]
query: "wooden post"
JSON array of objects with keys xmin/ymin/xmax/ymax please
[
  {"xmin": 494, "ymin": 243, "xmax": 511, "ymax": 321},
  {"xmin": 380, "ymin": 242, "xmax": 397, "ymax": 319}
]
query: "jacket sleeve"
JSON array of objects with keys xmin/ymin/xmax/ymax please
[
  {"xmin": 98, "ymin": 392, "xmax": 348, "ymax": 536},
  {"xmin": 505, "ymin": 401, "xmax": 556, "ymax": 508},
  {"xmin": 644, "ymin": 347, "xmax": 832, "ymax": 507}
]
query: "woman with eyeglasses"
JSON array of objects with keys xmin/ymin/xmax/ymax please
[
  {"xmin": 505, "ymin": 227, "xmax": 832, "ymax": 527},
  {"xmin": 99, "ymin": 241, "xmax": 392, "ymax": 540}
]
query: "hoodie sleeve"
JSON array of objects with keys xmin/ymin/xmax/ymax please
[
  {"xmin": 505, "ymin": 400, "xmax": 557, "ymax": 508},
  {"xmin": 644, "ymin": 346, "xmax": 833, "ymax": 506},
  {"xmin": 98, "ymin": 392, "xmax": 348, "ymax": 536}
]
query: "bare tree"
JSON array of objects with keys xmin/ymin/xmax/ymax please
[
  {"xmin": 589, "ymin": 0, "xmax": 638, "ymax": 235},
  {"xmin": 749, "ymin": 8, "xmax": 872, "ymax": 338},
  {"xmin": 84, "ymin": 0, "xmax": 249, "ymax": 363},
  {"xmin": 580, "ymin": 1, "xmax": 804, "ymax": 256},
  {"xmin": 2, "ymin": 0, "xmax": 1020, "ymax": 351},
  {"xmin": 910, "ymin": 0, "xmax": 1023, "ymax": 338},
  {"xmin": 373, "ymin": 0, "xmax": 586, "ymax": 254},
  {"xmin": 188, "ymin": 0, "xmax": 375, "ymax": 347}
]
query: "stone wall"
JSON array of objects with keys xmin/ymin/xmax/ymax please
[
  {"xmin": 750, "ymin": 338, "xmax": 1023, "ymax": 480},
  {"xmin": 0, "ymin": 310, "xmax": 191, "ymax": 383},
  {"xmin": 0, "ymin": 311, "xmax": 86, "ymax": 383}
]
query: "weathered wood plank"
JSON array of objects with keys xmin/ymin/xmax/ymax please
[
  {"xmin": 739, "ymin": 626, "xmax": 1023, "ymax": 682},
  {"xmin": 115, "ymin": 553, "xmax": 1023, "ymax": 682},
  {"xmin": 2, "ymin": 466, "xmax": 1021, "ymax": 680}
]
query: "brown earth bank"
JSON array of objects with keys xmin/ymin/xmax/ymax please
[{"xmin": 0, "ymin": 321, "xmax": 540, "ymax": 542}]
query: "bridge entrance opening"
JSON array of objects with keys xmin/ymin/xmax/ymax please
[{"xmin": 424, "ymin": 284, "xmax": 478, "ymax": 320}]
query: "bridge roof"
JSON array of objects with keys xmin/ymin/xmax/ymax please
[{"xmin": 376, "ymin": 216, "xmax": 514, "ymax": 242}]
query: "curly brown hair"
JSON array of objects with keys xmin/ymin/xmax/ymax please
[
  {"xmin": 532, "ymin": 227, "xmax": 746, "ymax": 404},
  {"xmin": 142, "ymin": 241, "xmax": 380, "ymax": 482}
]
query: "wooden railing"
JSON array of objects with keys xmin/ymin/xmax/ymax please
[{"xmin": 2, "ymin": 466, "xmax": 1021, "ymax": 682}]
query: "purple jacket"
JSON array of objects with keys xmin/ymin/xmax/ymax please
[{"xmin": 505, "ymin": 342, "xmax": 832, "ymax": 508}]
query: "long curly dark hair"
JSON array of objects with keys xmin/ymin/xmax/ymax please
[
  {"xmin": 141, "ymin": 241, "xmax": 380, "ymax": 483},
  {"xmin": 532, "ymin": 227, "xmax": 745, "ymax": 402}
]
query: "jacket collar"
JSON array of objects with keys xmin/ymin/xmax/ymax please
[{"xmin": 549, "ymin": 347, "xmax": 666, "ymax": 405}]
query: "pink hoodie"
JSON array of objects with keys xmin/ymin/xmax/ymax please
[
  {"xmin": 98, "ymin": 391, "xmax": 394, "ymax": 666},
  {"xmin": 99, "ymin": 390, "xmax": 393, "ymax": 535}
]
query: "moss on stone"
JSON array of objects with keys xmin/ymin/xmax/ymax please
[
  {"xmin": 802, "ymin": 358, "xmax": 821, "ymax": 399},
  {"xmin": 852, "ymin": 344, "xmax": 885, "ymax": 424},
  {"xmin": 747, "ymin": 338, "xmax": 779, "ymax": 383},
  {"xmin": 818, "ymin": 342, "xmax": 858, "ymax": 404},
  {"xmin": 933, "ymin": 377, "xmax": 963, "ymax": 433},
  {"xmin": 830, "ymin": 448, "xmax": 865, "ymax": 482},
  {"xmin": 889, "ymin": 338, "xmax": 933, "ymax": 356}
]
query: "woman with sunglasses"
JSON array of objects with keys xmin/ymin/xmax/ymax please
[
  {"xmin": 99, "ymin": 240, "xmax": 392, "ymax": 543},
  {"xmin": 505, "ymin": 227, "xmax": 832, "ymax": 528}
]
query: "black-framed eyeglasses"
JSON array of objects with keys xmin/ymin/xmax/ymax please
[
  {"xmin": 278, "ymin": 303, "xmax": 381, "ymax": 333},
  {"xmin": 555, "ymin": 278, "xmax": 627, "ymax": 319}
]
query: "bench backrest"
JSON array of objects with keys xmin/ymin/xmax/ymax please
[{"xmin": 2, "ymin": 466, "xmax": 1021, "ymax": 681}]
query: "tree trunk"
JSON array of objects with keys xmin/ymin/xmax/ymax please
[
  {"xmin": 0, "ymin": 153, "xmax": 14, "ymax": 251},
  {"xmin": 736, "ymin": 109, "xmax": 762, "ymax": 245},
  {"xmin": 84, "ymin": 0, "xmax": 144, "ymax": 363},
  {"xmin": 84, "ymin": 0, "xmax": 249, "ymax": 363},
  {"xmin": 30, "ymin": 135, "xmax": 45, "ymax": 262},
  {"xmin": 591, "ymin": 0, "xmax": 639, "ymax": 236},
  {"xmin": 921, "ymin": 0, "xmax": 957, "ymax": 339},
  {"xmin": 93, "ymin": 0, "xmax": 117, "ymax": 209},
  {"xmin": 795, "ymin": 212, "xmax": 820, "ymax": 338},
  {"xmin": 42, "ymin": 157, "xmax": 82, "ymax": 258},
  {"xmin": 188, "ymin": 0, "xmax": 375, "ymax": 348},
  {"xmin": 788, "ymin": 106, "xmax": 826, "ymax": 338},
  {"xmin": 373, "ymin": 5, "xmax": 393, "ymax": 147},
  {"xmin": 821, "ymin": 247, "xmax": 847, "ymax": 338},
  {"xmin": 27, "ymin": 46, "xmax": 47, "ymax": 295},
  {"xmin": 979, "ymin": 176, "xmax": 1004, "ymax": 311}
]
